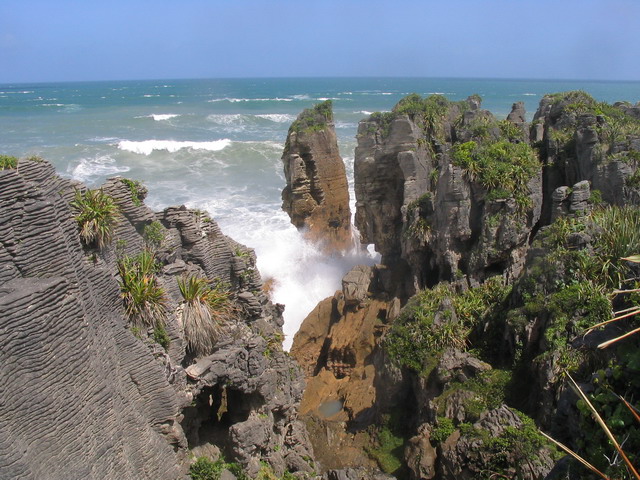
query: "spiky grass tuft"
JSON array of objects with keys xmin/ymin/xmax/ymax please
[
  {"xmin": 117, "ymin": 250, "xmax": 167, "ymax": 329},
  {"xmin": 70, "ymin": 188, "xmax": 120, "ymax": 249},
  {"xmin": 178, "ymin": 276, "xmax": 234, "ymax": 357}
]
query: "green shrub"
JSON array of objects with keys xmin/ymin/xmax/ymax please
[
  {"xmin": 178, "ymin": 276, "xmax": 234, "ymax": 357},
  {"xmin": 189, "ymin": 456, "xmax": 223, "ymax": 480},
  {"xmin": 385, "ymin": 279, "xmax": 511, "ymax": 374},
  {"xmin": 289, "ymin": 100, "xmax": 333, "ymax": 136},
  {"xmin": 143, "ymin": 220, "xmax": 165, "ymax": 250},
  {"xmin": 0, "ymin": 155, "xmax": 18, "ymax": 169},
  {"xmin": 451, "ymin": 140, "xmax": 540, "ymax": 211},
  {"xmin": 152, "ymin": 323, "xmax": 170, "ymax": 350},
  {"xmin": 70, "ymin": 189, "xmax": 121, "ymax": 249},
  {"xmin": 117, "ymin": 250, "xmax": 166, "ymax": 328},
  {"xmin": 120, "ymin": 178, "xmax": 145, "ymax": 206},
  {"xmin": 431, "ymin": 417, "xmax": 455, "ymax": 444},
  {"xmin": 498, "ymin": 119, "xmax": 525, "ymax": 142}
]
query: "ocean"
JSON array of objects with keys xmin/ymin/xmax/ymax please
[{"xmin": 2, "ymin": 77, "xmax": 639, "ymax": 348}]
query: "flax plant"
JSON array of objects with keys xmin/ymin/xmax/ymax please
[{"xmin": 178, "ymin": 276, "xmax": 234, "ymax": 357}]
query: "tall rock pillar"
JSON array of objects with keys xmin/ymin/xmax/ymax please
[{"xmin": 282, "ymin": 101, "xmax": 353, "ymax": 253}]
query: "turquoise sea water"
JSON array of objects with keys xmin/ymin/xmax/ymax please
[{"xmin": 2, "ymin": 77, "xmax": 639, "ymax": 347}]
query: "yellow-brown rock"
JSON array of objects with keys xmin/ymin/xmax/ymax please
[{"xmin": 282, "ymin": 101, "xmax": 353, "ymax": 253}]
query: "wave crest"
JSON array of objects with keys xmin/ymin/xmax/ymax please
[{"xmin": 118, "ymin": 139, "xmax": 232, "ymax": 155}]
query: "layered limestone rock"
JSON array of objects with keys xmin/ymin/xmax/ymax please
[
  {"xmin": 355, "ymin": 95, "xmax": 543, "ymax": 293},
  {"xmin": 532, "ymin": 90, "xmax": 640, "ymax": 222},
  {"xmin": 296, "ymin": 93, "xmax": 640, "ymax": 478},
  {"xmin": 0, "ymin": 160, "xmax": 184, "ymax": 480},
  {"xmin": 0, "ymin": 159, "xmax": 316, "ymax": 479},
  {"xmin": 282, "ymin": 101, "xmax": 353, "ymax": 253}
]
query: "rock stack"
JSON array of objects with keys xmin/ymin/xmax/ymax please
[{"xmin": 282, "ymin": 100, "xmax": 353, "ymax": 253}]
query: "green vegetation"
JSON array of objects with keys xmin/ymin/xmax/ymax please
[
  {"xmin": 0, "ymin": 154, "xmax": 18, "ymax": 170},
  {"xmin": 289, "ymin": 100, "xmax": 333, "ymax": 135},
  {"xmin": 368, "ymin": 111, "xmax": 395, "ymax": 138},
  {"xmin": 365, "ymin": 410, "xmax": 407, "ymax": 475},
  {"xmin": 178, "ymin": 275, "xmax": 234, "ymax": 357},
  {"xmin": 498, "ymin": 119, "xmax": 525, "ymax": 142},
  {"xmin": 142, "ymin": 220, "xmax": 165, "ymax": 250},
  {"xmin": 451, "ymin": 140, "xmax": 540, "ymax": 211},
  {"xmin": 188, "ymin": 456, "xmax": 248, "ymax": 480},
  {"xmin": 548, "ymin": 91, "xmax": 640, "ymax": 159},
  {"xmin": 70, "ymin": 188, "xmax": 121, "ymax": 249},
  {"xmin": 434, "ymin": 368, "xmax": 513, "ymax": 422},
  {"xmin": 481, "ymin": 412, "xmax": 551, "ymax": 478},
  {"xmin": 385, "ymin": 277, "xmax": 511, "ymax": 374},
  {"xmin": 152, "ymin": 323, "xmax": 170, "ymax": 350},
  {"xmin": 117, "ymin": 250, "xmax": 167, "ymax": 328},
  {"xmin": 430, "ymin": 417, "xmax": 455, "ymax": 444},
  {"xmin": 120, "ymin": 178, "xmax": 145, "ymax": 206}
]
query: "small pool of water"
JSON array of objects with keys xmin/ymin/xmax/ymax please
[{"xmin": 318, "ymin": 399, "xmax": 343, "ymax": 418}]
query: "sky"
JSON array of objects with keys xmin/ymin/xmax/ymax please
[{"xmin": 1, "ymin": 0, "xmax": 639, "ymax": 83}]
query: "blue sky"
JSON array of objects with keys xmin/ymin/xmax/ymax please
[{"xmin": 1, "ymin": 0, "xmax": 639, "ymax": 83}]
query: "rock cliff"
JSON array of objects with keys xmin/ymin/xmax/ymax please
[
  {"xmin": 0, "ymin": 158, "xmax": 315, "ymax": 479},
  {"xmin": 293, "ymin": 92, "xmax": 640, "ymax": 479},
  {"xmin": 282, "ymin": 101, "xmax": 353, "ymax": 253},
  {"xmin": 355, "ymin": 95, "xmax": 542, "ymax": 294}
]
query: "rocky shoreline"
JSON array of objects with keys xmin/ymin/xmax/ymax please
[{"xmin": 1, "ymin": 91, "xmax": 640, "ymax": 479}]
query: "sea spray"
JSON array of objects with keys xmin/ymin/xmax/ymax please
[{"xmin": 212, "ymin": 207, "xmax": 377, "ymax": 350}]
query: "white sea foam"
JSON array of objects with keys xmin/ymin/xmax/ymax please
[
  {"xmin": 255, "ymin": 114, "xmax": 296, "ymax": 123},
  {"xmin": 358, "ymin": 110, "xmax": 373, "ymax": 115},
  {"xmin": 70, "ymin": 155, "xmax": 130, "ymax": 183},
  {"xmin": 205, "ymin": 203, "xmax": 377, "ymax": 350},
  {"xmin": 149, "ymin": 114, "xmax": 180, "ymax": 121},
  {"xmin": 117, "ymin": 139, "xmax": 232, "ymax": 155},
  {"xmin": 207, "ymin": 97, "xmax": 294, "ymax": 103},
  {"xmin": 206, "ymin": 114, "xmax": 246, "ymax": 125},
  {"xmin": 523, "ymin": 93, "xmax": 537, "ymax": 96}
]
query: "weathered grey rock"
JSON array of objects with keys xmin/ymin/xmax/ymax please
[
  {"xmin": 342, "ymin": 265, "xmax": 373, "ymax": 307},
  {"xmin": 507, "ymin": 101, "xmax": 527, "ymax": 124},
  {"xmin": 355, "ymin": 95, "xmax": 542, "ymax": 292},
  {"xmin": 0, "ymin": 159, "xmax": 185, "ymax": 480},
  {"xmin": 405, "ymin": 424, "xmax": 437, "ymax": 479},
  {"xmin": 324, "ymin": 468, "xmax": 396, "ymax": 480},
  {"xmin": 0, "ymin": 159, "xmax": 317, "ymax": 480}
]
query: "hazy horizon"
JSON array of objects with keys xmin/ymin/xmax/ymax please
[{"xmin": 1, "ymin": 0, "xmax": 639, "ymax": 84}]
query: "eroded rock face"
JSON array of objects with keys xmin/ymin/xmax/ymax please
[
  {"xmin": 0, "ymin": 159, "xmax": 316, "ymax": 480},
  {"xmin": 355, "ymin": 96, "xmax": 542, "ymax": 292},
  {"xmin": 282, "ymin": 101, "xmax": 353, "ymax": 253},
  {"xmin": 533, "ymin": 91, "xmax": 640, "ymax": 222},
  {"xmin": 291, "ymin": 265, "xmax": 404, "ymax": 472},
  {"xmin": 0, "ymin": 160, "xmax": 185, "ymax": 480}
]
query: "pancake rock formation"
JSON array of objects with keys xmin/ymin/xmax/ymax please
[
  {"xmin": 282, "ymin": 101, "xmax": 353, "ymax": 253},
  {"xmin": 0, "ymin": 158, "xmax": 316, "ymax": 480}
]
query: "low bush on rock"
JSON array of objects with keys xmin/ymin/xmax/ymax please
[{"xmin": 0, "ymin": 154, "xmax": 18, "ymax": 170}]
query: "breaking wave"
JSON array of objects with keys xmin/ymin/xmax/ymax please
[{"xmin": 117, "ymin": 139, "xmax": 232, "ymax": 155}]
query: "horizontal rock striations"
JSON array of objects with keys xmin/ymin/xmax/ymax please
[
  {"xmin": 0, "ymin": 159, "xmax": 184, "ymax": 480},
  {"xmin": 294, "ymin": 92, "xmax": 640, "ymax": 478},
  {"xmin": 355, "ymin": 94, "xmax": 542, "ymax": 293},
  {"xmin": 0, "ymin": 159, "xmax": 316, "ymax": 479},
  {"xmin": 282, "ymin": 101, "xmax": 353, "ymax": 253}
]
